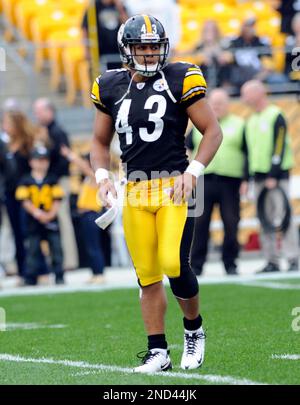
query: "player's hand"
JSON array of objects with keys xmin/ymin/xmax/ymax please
[
  {"xmin": 172, "ymin": 172, "xmax": 196, "ymax": 205},
  {"xmin": 265, "ymin": 177, "xmax": 277, "ymax": 190},
  {"xmin": 98, "ymin": 178, "xmax": 117, "ymax": 207}
]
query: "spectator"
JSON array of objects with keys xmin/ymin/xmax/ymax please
[
  {"xmin": 228, "ymin": 18, "xmax": 285, "ymax": 90},
  {"xmin": 82, "ymin": 0, "xmax": 128, "ymax": 70},
  {"xmin": 276, "ymin": 0, "xmax": 300, "ymax": 35},
  {"xmin": 192, "ymin": 20, "xmax": 232, "ymax": 88},
  {"xmin": 0, "ymin": 132, "xmax": 15, "ymax": 236},
  {"xmin": 61, "ymin": 145, "xmax": 106, "ymax": 284},
  {"xmin": 241, "ymin": 80, "xmax": 299, "ymax": 273},
  {"xmin": 33, "ymin": 98, "xmax": 77, "ymax": 271},
  {"xmin": 0, "ymin": 128, "xmax": 14, "ymax": 280},
  {"xmin": 284, "ymin": 13, "xmax": 300, "ymax": 81},
  {"xmin": 15, "ymin": 146, "xmax": 65, "ymax": 285},
  {"xmin": 186, "ymin": 88, "xmax": 247, "ymax": 275},
  {"xmin": 33, "ymin": 98, "xmax": 70, "ymax": 179},
  {"xmin": 0, "ymin": 132, "xmax": 8, "ymax": 219},
  {"xmin": 1, "ymin": 110, "xmax": 34, "ymax": 278}
]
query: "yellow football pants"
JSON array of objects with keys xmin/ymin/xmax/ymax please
[{"xmin": 123, "ymin": 178, "xmax": 192, "ymax": 287}]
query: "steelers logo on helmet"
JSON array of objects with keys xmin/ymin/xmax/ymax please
[{"xmin": 117, "ymin": 14, "xmax": 170, "ymax": 77}]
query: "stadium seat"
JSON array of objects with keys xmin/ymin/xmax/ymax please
[
  {"xmin": 31, "ymin": 12, "xmax": 81, "ymax": 71},
  {"xmin": 62, "ymin": 45, "xmax": 91, "ymax": 107},
  {"xmin": 256, "ymin": 16, "xmax": 281, "ymax": 38},
  {"xmin": 15, "ymin": 0, "xmax": 87, "ymax": 41},
  {"xmin": 235, "ymin": 1, "xmax": 275, "ymax": 21},
  {"xmin": 1, "ymin": 0, "xmax": 25, "ymax": 26},
  {"xmin": 195, "ymin": 4, "xmax": 235, "ymax": 23},
  {"xmin": 218, "ymin": 18, "xmax": 241, "ymax": 38},
  {"xmin": 15, "ymin": 0, "xmax": 62, "ymax": 41},
  {"xmin": 48, "ymin": 27, "xmax": 83, "ymax": 91},
  {"xmin": 1, "ymin": 0, "xmax": 24, "ymax": 40},
  {"xmin": 78, "ymin": 60, "xmax": 92, "ymax": 108}
]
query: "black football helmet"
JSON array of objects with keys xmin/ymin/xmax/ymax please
[{"xmin": 117, "ymin": 15, "xmax": 169, "ymax": 77}]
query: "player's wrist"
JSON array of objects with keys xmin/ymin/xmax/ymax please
[
  {"xmin": 185, "ymin": 160, "xmax": 205, "ymax": 178},
  {"xmin": 95, "ymin": 168, "xmax": 110, "ymax": 184}
]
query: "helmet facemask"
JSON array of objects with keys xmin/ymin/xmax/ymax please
[
  {"xmin": 118, "ymin": 17, "xmax": 170, "ymax": 77},
  {"xmin": 129, "ymin": 40, "xmax": 169, "ymax": 77}
]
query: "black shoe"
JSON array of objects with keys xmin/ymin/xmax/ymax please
[
  {"xmin": 55, "ymin": 276, "xmax": 65, "ymax": 285},
  {"xmin": 256, "ymin": 262, "xmax": 280, "ymax": 274},
  {"xmin": 288, "ymin": 259, "xmax": 299, "ymax": 272},
  {"xmin": 226, "ymin": 266, "xmax": 238, "ymax": 275},
  {"xmin": 23, "ymin": 277, "xmax": 38, "ymax": 286}
]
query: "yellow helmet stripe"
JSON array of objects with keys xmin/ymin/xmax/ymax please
[{"xmin": 143, "ymin": 15, "xmax": 153, "ymax": 33}]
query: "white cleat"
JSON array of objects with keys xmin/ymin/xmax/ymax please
[
  {"xmin": 180, "ymin": 326, "xmax": 206, "ymax": 370},
  {"xmin": 133, "ymin": 348, "xmax": 172, "ymax": 374}
]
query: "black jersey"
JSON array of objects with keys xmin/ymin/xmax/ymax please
[
  {"xmin": 16, "ymin": 174, "xmax": 64, "ymax": 210},
  {"xmin": 91, "ymin": 62, "xmax": 207, "ymax": 179},
  {"xmin": 15, "ymin": 174, "xmax": 64, "ymax": 233}
]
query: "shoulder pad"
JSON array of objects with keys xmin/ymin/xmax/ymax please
[
  {"xmin": 91, "ymin": 69, "xmax": 127, "ymax": 112},
  {"xmin": 163, "ymin": 62, "xmax": 207, "ymax": 105}
]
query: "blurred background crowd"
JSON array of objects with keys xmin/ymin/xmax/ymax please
[{"xmin": 0, "ymin": 0, "xmax": 299, "ymax": 286}]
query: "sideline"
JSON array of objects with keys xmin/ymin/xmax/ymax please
[{"xmin": 0, "ymin": 271, "xmax": 299, "ymax": 298}]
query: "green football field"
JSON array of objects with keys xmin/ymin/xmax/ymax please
[{"xmin": 0, "ymin": 275, "xmax": 300, "ymax": 385}]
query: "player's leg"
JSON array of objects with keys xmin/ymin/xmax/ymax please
[
  {"xmin": 123, "ymin": 197, "xmax": 171, "ymax": 373},
  {"xmin": 157, "ymin": 203, "xmax": 205, "ymax": 370}
]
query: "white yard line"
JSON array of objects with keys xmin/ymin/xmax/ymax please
[
  {"xmin": 240, "ymin": 281, "xmax": 300, "ymax": 290},
  {"xmin": 271, "ymin": 354, "xmax": 300, "ymax": 360},
  {"xmin": 1, "ymin": 272, "xmax": 299, "ymax": 298},
  {"xmin": 6, "ymin": 323, "xmax": 66, "ymax": 331},
  {"xmin": 0, "ymin": 353, "xmax": 266, "ymax": 385}
]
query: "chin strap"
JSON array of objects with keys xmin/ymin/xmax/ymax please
[
  {"xmin": 114, "ymin": 69, "xmax": 177, "ymax": 106},
  {"xmin": 114, "ymin": 70, "xmax": 139, "ymax": 105},
  {"xmin": 159, "ymin": 70, "xmax": 177, "ymax": 103}
]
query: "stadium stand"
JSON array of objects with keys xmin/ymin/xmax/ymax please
[
  {"xmin": 0, "ymin": 0, "xmax": 299, "ymax": 256},
  {"xmin": 0, "ymin": 0, "xmax": 298, "ymax": 103}
]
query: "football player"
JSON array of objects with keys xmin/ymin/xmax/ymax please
[{"xmin": 90, "ymin": 14, "xmax": 222, "ymax": 373}]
